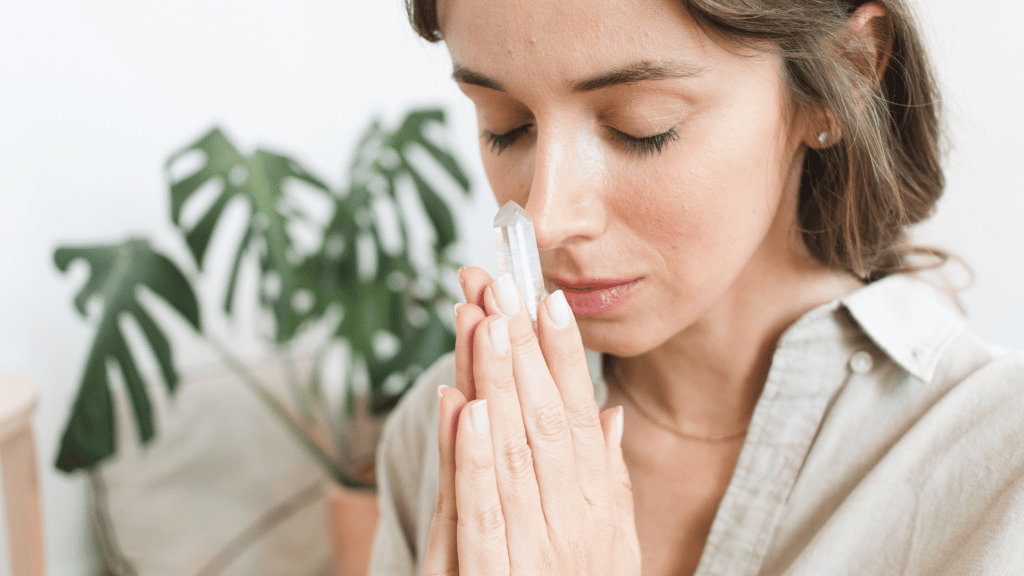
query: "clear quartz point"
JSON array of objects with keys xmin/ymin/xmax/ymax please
[{"xmin": 493, "ymin": 200, "xmax": 548, "ymax": 321}]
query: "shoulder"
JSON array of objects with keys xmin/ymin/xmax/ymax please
[
  {"xmin": 845, "ymin": 276, "xmax": 1024, "ymax": 556},
  {"xmin": 765, "ymin": 277, "xmax": 1024, "ymax": 573}
]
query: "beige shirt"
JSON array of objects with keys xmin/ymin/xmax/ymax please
[{"xmin": 369, "ymin": 275, "xmax": 1024, "ymax": 575}]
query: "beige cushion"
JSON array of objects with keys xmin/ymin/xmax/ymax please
[{"xmin": 96, "ymin": 358, "xmax": 333, "ymax": 576}]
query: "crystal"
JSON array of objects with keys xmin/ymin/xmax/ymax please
[{"xmin": 493, "ymin": 200, "xmax": 548, "ymax": 321}]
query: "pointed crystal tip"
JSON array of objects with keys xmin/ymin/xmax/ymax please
[{"xmin": 493, "ymin": 200, "xmax": 531, "ymax": 227}]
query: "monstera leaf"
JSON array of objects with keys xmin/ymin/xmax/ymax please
[
  {"xmin": 55, "ymin": 109, "xmax": 471, "ymax": 481},
  {"xmin": 54, "ymin": 239, "xmax": 200, "ymax": 472},
  {"xmin": 166, "ymin": 129, "xmax": 333, "ymax": 341},
  {"xmin": 345, "ymin": 109, "xmax": 469, "ymax": 252},
  {"xmin": 312, "ymin": 110, "xmax": 469, "ymax": 412}
]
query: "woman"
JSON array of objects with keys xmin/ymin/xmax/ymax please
[{"xmin": 370, "ymin": 0, "xmax": 1024, "ymax": 574}]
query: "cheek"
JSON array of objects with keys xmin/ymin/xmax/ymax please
[{"xmin": 611, "ymin": 114, "xmax": 791, "ymax": 272}]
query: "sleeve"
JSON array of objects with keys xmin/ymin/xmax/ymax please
[{"xmin": 368, "ymin": 353, "xmax": 454, "ymax": 576}]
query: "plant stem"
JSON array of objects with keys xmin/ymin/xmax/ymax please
[
  {"xmin": 205, "ymin": 336, "xmax": 372, "ymax": 489},
  {"xmin": 278, "ymin": 341, "xmax": 313, "ymax": 422}
]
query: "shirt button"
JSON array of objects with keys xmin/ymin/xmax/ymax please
[{"xmin": 849, "ymin": 351, "xmax": 874, "ymax": 374}]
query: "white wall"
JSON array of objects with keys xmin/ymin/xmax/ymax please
[{"xmin": 0, "ymin": 0, "xmax": 1020, "ymax": 574}]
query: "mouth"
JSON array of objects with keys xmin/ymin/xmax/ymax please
[{"xmin": 546, "ymin": 276, "xmax": 644, "ymax": 317}]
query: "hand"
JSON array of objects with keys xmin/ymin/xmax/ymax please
[{"xmin": 423, "ymin": 267, "xmax": 641, "ymax": 575}]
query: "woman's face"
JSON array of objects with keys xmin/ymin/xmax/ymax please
[{"xmin": 441, "ymin": 0, "xmax": 814, "ymax": 357}]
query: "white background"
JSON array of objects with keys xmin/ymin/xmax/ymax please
[{"xmin": 1, "ymin": 0, "xmax": 1021, "ymax": 574}]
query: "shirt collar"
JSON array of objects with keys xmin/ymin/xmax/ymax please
[{"xmin": 841, "ymin": 274, "xmax": 965, "ymax": 383}]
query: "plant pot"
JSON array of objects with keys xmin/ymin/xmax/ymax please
[{"xmin": 326, "ymin": 482, "xmax": 380, "ymax": 576}]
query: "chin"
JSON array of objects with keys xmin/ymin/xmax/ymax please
[{"xmin": 577, "ymin": 318, "xmax": 663, "ymax": 358}]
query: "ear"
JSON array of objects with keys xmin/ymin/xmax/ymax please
[
  {"xmin": 805, "ymin": 2, "xmax": 892, "ymax": 150},
  {"xmin": 849, "ymin": 2, "xmax": 893, "ymax": 84}
]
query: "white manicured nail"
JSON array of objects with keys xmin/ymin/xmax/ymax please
[
  {"xmin": 438, "ymin": 384, "xmax": 448, "ymax": 400},
  {"xmin": 546, "ymin": 290, "xmax": 572, "ymax": 329},
  {"xmin": 472, "ymin": 401, "xmax": 489, "ymax": 436},
  {"xmin": 493, "ymin": 273, "xmax": 521, "ymax": 316},
  {"xmin": 453, "ymin": 302, "xmax": 463, "ymax": 320},
  {"xmin": 490, "ymin": 317, "xmax": 510, "ymax": 355}
]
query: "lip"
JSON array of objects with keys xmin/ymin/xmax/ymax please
[{"xmin": 547, "ymin": 276, "xmax": 644, "ymax": 317}]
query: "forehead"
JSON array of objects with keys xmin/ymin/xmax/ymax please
[{"xmin": 438, "ymin": 0, "xmax": 720, "ymax": 89}]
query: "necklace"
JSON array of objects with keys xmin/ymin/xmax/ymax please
[{"xmin": 607, "ymin": 359, "xmax": 749, "ymax": 443}]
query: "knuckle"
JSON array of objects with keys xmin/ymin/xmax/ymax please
[
  {"xmin": 529, "ymin": 400, "xmax": 570, "ymax": 441},
  {"xmin": 564, "ymin": 398, "xmax": 602, "ymax": 434},
  {"xmin": 465, "ymin": 446, "xmax": 495, "ymax": 476},
  {"xmin": 459, "ymin": 500, "xmax": 505, "ymax": 537},
  {"xmin": 499, "ymin": 440, "xmax": 535, "ymax": 483}
]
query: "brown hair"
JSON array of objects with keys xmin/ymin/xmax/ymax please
[{"xmin": 406, "ymin": 0, "xmax": 946, "ymax": 281}]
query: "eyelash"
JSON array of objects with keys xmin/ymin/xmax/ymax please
[
  {"xmin": 482, "ymin": 125, "xmax": 680, "ymax": 157},
  {"xmin": 613, "ymin": 127, "xmax": 679, "ymax": 157},
  {"xmin": 483, "ymin": 125, "xmax": 532, "ymax": 155}
]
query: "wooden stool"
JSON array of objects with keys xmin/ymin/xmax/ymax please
[{"xmin": 0, "ymin": 374, "xmax": 44, "ymax": 576}]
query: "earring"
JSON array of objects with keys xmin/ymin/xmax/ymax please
[{"xmin": 817, "ymin": 131, "xmax": 829, "ymax": 145}]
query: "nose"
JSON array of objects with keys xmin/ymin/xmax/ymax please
[{"xmin": 524, "ymin": 123, "xmax": 606, "ymax": 249}]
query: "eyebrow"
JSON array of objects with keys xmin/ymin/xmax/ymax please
[{"xmin": 452, "ymin": 60, "xmax": 704, "ymax": 94}]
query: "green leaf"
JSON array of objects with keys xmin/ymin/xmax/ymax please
[
  {"xmin": 316, "ymin": 109, "xmax": 470, "ymax": 408},
  {"xmin": 387, "ymin": 109, "xmax": 471, "ymax": 192},
  {"xmin": 165, "ymin": 128, "xmax": 333, "ymax": 341},
  {"xmin": 407, "ymin": 169, "xmax": 458, "ymax": 250},
  {"xmin": 53, "ymin": 238, "xmax": 200, "ymax": 472}
]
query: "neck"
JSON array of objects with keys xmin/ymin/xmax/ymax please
[{"xmin": 610, "ymin": 258, "xmax": 862, "ymax": 440}]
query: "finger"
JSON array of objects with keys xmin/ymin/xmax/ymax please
[
  {"xmin": 537, "ymin": 290, "xmax": 610, "ymax": 507},
  {"xmin": 458, "ymin": 266, "xmax": 493, "ymax": 309},
  {"xmin": 485, "ymin": 276, "xmax": 584, "ymax": 522},
  {"xmin": 600, "ymin": 406, "xmax": 638, "ymax": 545},
  {"xmin": 455, "ymin": 400, "xmax": 511, "ymax": 576},
  {"xmin": 472, "ymin": 314, "xmax": 546, "ymax": 546},
  {"xmin": 454, "ymin": 303, "xmax": 486, "ymax": 400},
  {"xmin": 424, "ymin": 386, "xmax": 468, "ymax": 576}
]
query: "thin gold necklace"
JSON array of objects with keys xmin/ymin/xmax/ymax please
[{"xmin": 608, "ymin": 359, "xmax": 748, "ymax": 443}]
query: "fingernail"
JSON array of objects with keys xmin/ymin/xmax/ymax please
[
  {"xmin": 546, "ymin": 290, "xmax": 572, "ymax": 330},
  {"xmin": 453, "ymin": 302, "xmax": 463, "ymax": 320},
  {"xmin": 471, "ymin": 400, "xmax": 488, "ymax": 436},
  {"xmin": 438, "ymin": 384, "xmax": 448, "ymax": 400},
  {"xmin": 490, "ymin": 316, "xmax": 510, "ymax": 356},
  {"xmin": 457, "ymin": 267, "xmax": 467, "ymax": 285},
  {"xmin": 615, "ymin": 406, "xmax": 624, "ymax": 446},
  {"xmin": 493, "ymin": 273, "xmax": 521, "ymax": 316}
]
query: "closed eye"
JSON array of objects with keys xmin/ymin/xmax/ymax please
[
  {"xmin": 483, "ymin": 124, "xmax": 679, "ymax": 156},
  {"xmin": 483, "ymin": 125, "xmax": 533, "ymax": 155},
  {"xmin": 611, "ymin": 127, "xmax": 679, "ymax": 156}
]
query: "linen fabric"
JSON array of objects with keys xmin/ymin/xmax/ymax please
[{"xmin": 369, "ymin": 275, "xmax": 1024, "ymax": 575}]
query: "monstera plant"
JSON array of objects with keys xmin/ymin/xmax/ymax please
[{"xmin": 54, "ymin": 109, "xmax": 471, "ymax": 488}]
